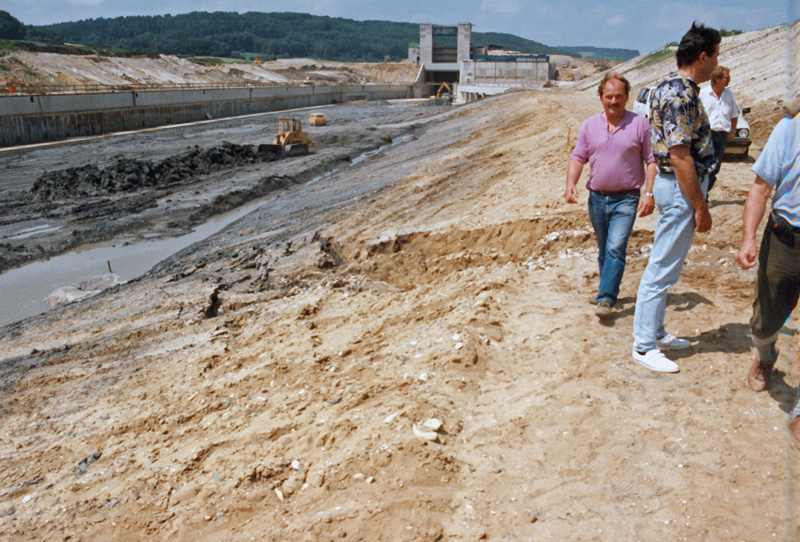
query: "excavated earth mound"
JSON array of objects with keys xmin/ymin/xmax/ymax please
[{"xmin": 31, "ymin": 143, "xmax": 281, "ymax": 200}]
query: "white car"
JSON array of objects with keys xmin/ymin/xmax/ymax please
[
  {"xmin": 632, "ymin": 86, "xmax": 653, "ymax": 119},
  {"xmin": 632, "ymin": 85, "xmax": 751, "ymax": 159}
]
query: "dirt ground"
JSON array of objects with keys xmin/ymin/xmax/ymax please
[
  {"xmin": 1, "ymin": 25, "xmax": 799, "ymax": 542},
  {"xmin": 0, "ymin": 86, "xmax": 798, "ymax": 541}
]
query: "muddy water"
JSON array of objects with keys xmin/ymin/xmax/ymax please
[{"xmin": 0, "ymin": 194, "xmax": 279, "ymax": 328}]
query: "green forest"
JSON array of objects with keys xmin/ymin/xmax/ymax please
[{"xmin": 0, "ymin": 10, "xmax": 639, "ymax": 62}]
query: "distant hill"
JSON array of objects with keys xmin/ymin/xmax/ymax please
[{"xmin": 3, "ymin": 10, "xmax": 639, "ymax": 62}]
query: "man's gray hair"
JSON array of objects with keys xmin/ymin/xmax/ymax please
[{"xmin": 597, "ymin": 72, "xmax": 631, "ymax": 97}]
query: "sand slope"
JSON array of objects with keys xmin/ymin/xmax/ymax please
[{"xmin": 0, "ymin": 26, "xmax": 798, "ymax": 541}]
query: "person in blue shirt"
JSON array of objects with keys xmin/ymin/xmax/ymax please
[{"xmin": 736, "ymin": 107, "xmax": 800, "ymax": 448}]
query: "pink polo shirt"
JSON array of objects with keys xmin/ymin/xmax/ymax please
[{"xmin": 570, "ymin": 110, "xmax": 654, "ymax": 192}]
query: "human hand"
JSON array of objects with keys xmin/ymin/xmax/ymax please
[
  {"xmin": 694, "ymin": 205, "xmax": 712, "ymax": 232},
  {"xmin": 736, "ymin": 240, "xmax": 758, "ymax": 269},
  {"xmin": 637, "ymin": 196, "xmax": 655, "ymax": 217},
  {"xmin": 564, "ymin": 186, "xmax": 579, "ymax": 204},
  {"xmin": 727, "ymin": 131, "xmax": 735, "ymax": 140}
]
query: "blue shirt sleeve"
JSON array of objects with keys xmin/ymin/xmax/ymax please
[{"xmin": 752, "ymin": 118, "xmax": 788, "ymax": 186}]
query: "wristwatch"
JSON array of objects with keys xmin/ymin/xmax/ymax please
[{"xmin": 644, "ymin": 192, "xmax": 654, "ymax": 198}]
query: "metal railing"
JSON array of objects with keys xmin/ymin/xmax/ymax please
[
  {"xmin": 2, "ymin": 80, "xmax": 314, "ymax": 96},
  {"xmin": 460, "ymin": 79, "xmax": 543, "ymax": 88}
]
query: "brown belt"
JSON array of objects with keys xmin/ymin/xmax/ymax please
[{"xmin": 591, "ymin": 189, "xmax": 639, "ymax": 196}]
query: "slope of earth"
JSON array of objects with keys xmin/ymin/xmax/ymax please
[
  {"xmin": 258, "ymin": 59, "xmax": 420, "ymax": 85},
  {"xmin": 0, "ymin": 52, "xmax": 418, "ymax": 89},
  {"xmin": 0, "ymin": 23, "xmax": 798, "ymax": 542},
  {"xmin": 0, "ymin": 85, "xmax": 798, "ymax": 540},
  {"xmin": 578, "ymin": 24, "xmax": 790, "ymax": 142}
]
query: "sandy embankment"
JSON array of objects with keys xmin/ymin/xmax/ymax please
[{"xmin": 0, "ymin": 25, "xmax": 798, "ymax": 541}]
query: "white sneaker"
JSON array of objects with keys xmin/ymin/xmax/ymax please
[
  {"xmin": 632, "ymin": 349, "xmax": 680, "ymax": 373},
  {"xmin": 657, "ymin": 333, "xmax": 691, "ymax": 350}
]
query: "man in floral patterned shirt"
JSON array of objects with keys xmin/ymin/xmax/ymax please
[{"xmin": 631, "ymin": 23, "xmax": 721, "ymax": 373}]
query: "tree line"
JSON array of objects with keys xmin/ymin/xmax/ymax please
[{"xmin": 0, "ymin": 10, "xmax": 639, "ymax": 62}]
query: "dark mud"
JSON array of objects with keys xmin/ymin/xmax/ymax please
[{"xmin": 31, "ymin": 142, "xmax": 280, "ymax": 200}]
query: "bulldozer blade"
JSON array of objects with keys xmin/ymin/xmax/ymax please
[
  {"xmin": 285, "ymin": 144, "xmax": 309, "ymax": 157},
  {"xmin": 257, "ymin": 144, "xmax": 284, "ymax": 161}
]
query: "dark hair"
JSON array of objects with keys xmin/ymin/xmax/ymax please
[
  {"xmin": 597, "ymin": 72, "xmax": 631, "ymax": 97},
  {"xmin": 676, "ymin": 22, "xmax": 721, "ymax": 68}
]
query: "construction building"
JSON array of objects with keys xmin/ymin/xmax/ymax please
[{"xmin": 410, "ymin": 23, "xmax": 555, "ymax": 102}]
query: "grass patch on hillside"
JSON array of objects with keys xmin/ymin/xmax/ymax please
[
  {"xmin": 237, "ymin": 52, "xmax": 271, "ymax": 62},
  {"xmin": 0, "ymin": 39, "xmax": 32, "ymax": 52},
  {"xmin": 624, "ymin": 47, "xmax": 675, "ymax": 73},
  {"xmin": 0, "ymin": 39, "xmax": 134, "ymax": 56},
  {"xmin": 188, "ymin": 56, "xmax": 247, "ymax": 65}
]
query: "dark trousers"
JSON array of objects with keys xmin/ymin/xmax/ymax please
[
  {"xmin": 708, "ymin": 130, "xmax": 728, "ymax": 193},
  {"xmin": 751, "ymin": 221, "xmax": 800, "ymax": 342}
]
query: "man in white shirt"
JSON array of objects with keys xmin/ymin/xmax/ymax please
[{"xmin": 699, "ymin": 66, "xmax": 739, "ymax": 195}]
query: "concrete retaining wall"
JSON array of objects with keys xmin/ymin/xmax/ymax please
[{"xmin": 0, "ymin": 84, "xmax": 418, "ymax": 147}]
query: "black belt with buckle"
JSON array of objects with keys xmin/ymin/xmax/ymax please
[
  {"xmin": 769, "ymin": 211, "xmax": 800, "ymax": 248},
  {"xmin": 591, "ymin": 188, "xmax": 639, "ymax": 196}
]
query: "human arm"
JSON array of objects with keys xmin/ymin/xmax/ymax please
[
  {"xmin": 670, "ymin": 144, "xmax": 711, "ymax": 232},
  {"xmin": 564, "ymin": 159, "xmax": 584, "ymax": 203},
  {"xmin": 736, "ymin": 176, "xmax": 773, "ymax": 269},
  {"xmin": 728, "ymin": 117, "xmax": 738, "ymax": 140},
  {"xmin": 728, "ymin": 92, "xmax": 740, "ymax": 140},
  {"xmin": 637, "ymin": 161, "xmax": 656, "ymax": 217}
]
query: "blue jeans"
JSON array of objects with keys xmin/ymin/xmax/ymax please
[
  {"xmin": 633, "ymin": 172, "xmax": 708, "ymax": 352},
  {"xmin": 588, "ymin": 190, "xmax": 639, "ymax": 305}
]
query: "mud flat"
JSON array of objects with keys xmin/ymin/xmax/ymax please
[{"xmin": 0, "ymin": 101, "xmax": 457, "ymax": 276}]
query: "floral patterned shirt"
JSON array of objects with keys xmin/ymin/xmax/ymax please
[{"xmin": 649, "ymin": 72, "xmax": 717, "ymax": 176}]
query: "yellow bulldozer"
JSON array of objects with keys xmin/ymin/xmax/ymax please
[{"xmin": 258, "ymin": 118, "xmax": 313, "ymax": 160}]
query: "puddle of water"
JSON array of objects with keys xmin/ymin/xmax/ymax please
[
  {"xmin": 7, "ymin": 224, "xmax": 63, "ymax": 240},
  {"xmin": 350, "ymin": 149, "xmax": 383, "ymax": 166},
  {"xmin": 307, "ymin": 142, "xmax": 398, "ymax": 185},
  {"xmin": 0, "ymin": 193, "xmax": 278, "ymax": 328}
]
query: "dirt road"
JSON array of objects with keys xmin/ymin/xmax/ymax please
[{"xmin": 0, "ymin": 87, "xmax": 797, "ymax": 541}]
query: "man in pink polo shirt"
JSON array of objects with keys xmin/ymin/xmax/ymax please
[{"xmin": 565, "ymin": 72, "xmax": 657, "ymax": 319}]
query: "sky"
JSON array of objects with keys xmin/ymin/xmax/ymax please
[{"xmin": 2, "ymin": 0, "xmax": 793, "ymax": 55}]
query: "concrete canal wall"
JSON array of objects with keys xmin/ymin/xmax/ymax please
[{"xmin": 0, "ymin": 84, "xmax": 420, "ymax": 147}]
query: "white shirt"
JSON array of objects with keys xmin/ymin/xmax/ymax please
[{"xmin": 700, "ymin": 85, "xmax": 740, "ymax": 132}]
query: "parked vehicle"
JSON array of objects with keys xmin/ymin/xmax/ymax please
[
  {"xmin": 308, "ymin": 112, "xmax": 327, "ymax": 126},
  {"xmin": 632, "ymin": 85, "xmax": 751, "ymax": 160},
  {"xmin": 723, "ymin": 107, "xmax": 752, "ymax": 160},
  {"xmin": 632, "ymin": 86, "xmax": 653, "ymax": 119}
]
